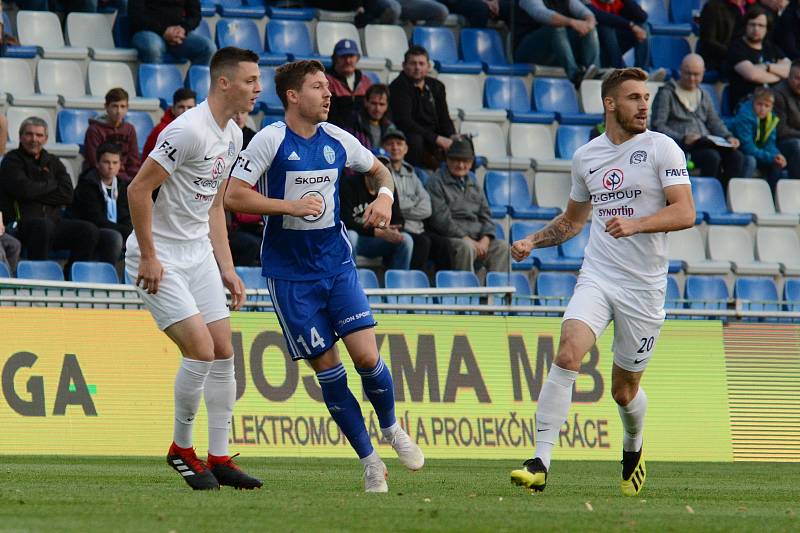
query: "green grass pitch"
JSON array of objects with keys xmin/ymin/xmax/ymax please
[{"xmin": 0, "ymin": 457, "xmax": 798, "ymax": 532}]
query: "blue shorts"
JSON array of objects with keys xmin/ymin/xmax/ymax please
[{"xmin": 267, "ymin": 268, "xmax": 376, "ymax": 361}]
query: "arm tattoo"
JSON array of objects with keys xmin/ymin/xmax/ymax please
[
  {"xmin": 368, "ymin": 163, "xmax": 394, "ymax": 192},
  {"xmin": 531, "ymin": 215, "xmax": 578, "ymax": 248}
]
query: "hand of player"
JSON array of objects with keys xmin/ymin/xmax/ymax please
[
  {"xmin": 136, "ymin": 256, "xmax": 164, "ymax": 294},
  {"xmin": 511, "ymin": 237, "xmax": 534, "ymax": 262},
  {"xmin": 605, "ymin": 216, "xmax": 640, "ymax": 238},
  {"xmin": 775, "ymin": 153, "xmax": 788, "ymax": 168},
  {"xmin": 221, "ymin": 268, "xmax": 246, "ymax": 311},
  {"xmin": 288, "ymin": 195, "xmax": 324, "ymax": 218},
  {"xmin": 362, "ymin": 194, "xmax": 393, "ymax": 229}
]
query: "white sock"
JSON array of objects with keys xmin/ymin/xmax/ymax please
[
  {"xmin": 381, "ymin": 421, "xmax": 400, "ymax": 440},
  {"xmin": 359, "ymin": 450, "xmax": 382, "ymax": 466},
  {"xmin": 204, "ymin": 357, "xmax": 236, "ymax": 457},
  {"xmin": 173, "ymin": 358, "xmax": 212, "ymax": 449},
  {"xmin": 534, "ymin": 364, "xmax": 577, "ymax": 470},
  {"xmin": 618, "ymin": 388, "xmax": 648, "ymax": 452}
]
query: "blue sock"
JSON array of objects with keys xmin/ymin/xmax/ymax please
[
  {"xmin": 356, "ymin": 357, "xmax": 397, "ymax": 430},
  {"xmin": 316, "ymin": 364, "xmax": 373, "ymax": 459}
]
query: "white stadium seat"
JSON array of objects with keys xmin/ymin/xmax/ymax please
[
  {"xmin": 65, "ymin": 13, "xmax": 138, "ymax": 62},
  {"xmin": 509, "ymin": 123, "xmax": 571, "ymax": 172},
  {"xmin": 728, "ymin": 178, "xmax": 799, "ymax": 226},
  {"xmin": 533, "ymin": 172, "xmax": 571, "ymax": 212},
  {"xmin": 315, "ymin": 21, "xmax": 386, "ymax": 70},
  {"xmin": 6, "ymin": 106, "xmax": 79, "ymax": 157},
  {"xmin": 459, "ymin": 121, "xmax": 531, "ymax": 170},
  {"xmin": 775, "ymin": 179, "xmax": 800, "ymax": 215},
  {"xmin": 437, "ymin": 74, "xmax": 506, "ymax": 123},
  {"xmin": 756, "ymin": 227, "xmax": 800, "ymax": 276},
  {"xmin": 88, "ymin": 62, "xmax": 160, "ymax": 111},
  {"xmin": 37, "ymin": 60, "xmax": 104, "ymax": 109},
  {"xmin": 707, "ymin": 225, "xmax": 781, "ymax": 275},
  {"xmin": 667, "ymin": 226, "xmax": 731, "ymax": 274},
  {"xmin": 0, "ymin": 58, "xmax": 58, "ymax": 108},
  {"xmin": 579, "ymin": 80, "xmax": 603, "ymax": 114},
  {"xmin": 17, "ymin": 10, "xmax": 89, "ymax": 60},
  {"xmin": 364, "ymin": 24, "xmax": 408, "ymax": 71}
]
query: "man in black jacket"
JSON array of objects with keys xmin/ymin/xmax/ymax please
[
  {"xmin": 389, "ymin": 46, "xmax": 456, "ymax": 169},
  {"xmin": 73, "ymin": 143, "xmax": 133, "ymax": 265},
  {"xmin": 0, "ymin": 117, "xmax": 99, "ymax": 276},
  {"xmin": 129, "ymin": 0, "xmax": 216, "ymax": 65}
]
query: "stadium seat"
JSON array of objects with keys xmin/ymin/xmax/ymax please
[
  {"xmin": 555, "ymin": 125, "xmax": 593, "ymax": 160},
  {"xmin": 17, "ymin": 260, "xmax": 64, "ymax": 281},
  {"xmin": 685, "ymin": 275, "xmax": 729, "ymax": 317},
  {"xmin": 486, "ymin": 271, "xmax": 532, "ymax": 307},
  {"xmin": 88, "ymin": 62, "xmax": 160, "ymax": 111},
  {"xmin": 186, "ymin": 65, "xmax": 210, "ymax": 102},
  {"xmin": 510, "ymin": 221, "xmax": 578, "ymax": 271},
  {"xmin": 266, "ymin": 19, "xmax": 331, "ymax": 68},
  {"xmin": 483, "ymin": 76, "xmax": 555, "ymax": 124},
  {"xmin": 17, "ymin": 11, "xmax": 89, "ymax": 60},
  {"xmin": 490, "ymin": 171, "xmax": 560, "ymax": 219},
  {"xmin": 536, "ymin": 272, "xmax": 577, "ymax": 308},
  {"xmin": 65, "ymin": 13, "xmax": 138, "ymax": 61},
  {"xmin": 217, "ymin": 0, "xmax": 265, "ymax": 18},
  {"xmin": 139, "ymin": 64, "xmax": 184, "ymax": 110},
  {"xmin": 579, "ymin": 79, "xmax": 604, "ymax": 115},
  {"xmin": 719, "ymin": 84, "xmax": 734, "ymax": 118},
  {"xmin": 255, "ymin": 66, "xmax": 283, "ymax": 114},
  {"xmin": 315, "ymin": 22, "xmax": 386, "ymax": 70},
  {"xmin": 756, "ymin": 227, "xmax": 800, "ymax": 276},
  {"xmin": 415, "ymin": 166, "xmax": 430, "ymax": 186},
  {"xmin": 649, "ymin": 36, "xmax": 691, "ymax": 78},
  {"xmin": 509, "ymin": 124, "xmax": 571, "ymax": 172},
  {"xmin": 533, "ymin": 172, "xmax": 571, "ymax": 212},
  {"xmin": 667, "ymin": 226, "xmax": 731, "ymax": 274},
  {"xmin": 264, "ymin": 5, "xmax": 317, "ymax": 20},
  {"xmin": 483, "ymin": 171, "xmax": 510, "ymax": 217},
  {"xmin": 317, "ymin": 8, "xmax": 356, "ymax": 22},
  {"xmin": 70, "ymin": 261, "xmax": 119, "ymax": 284},
  {"xmin": 700, "ymin": 83, "xmax": 721, "ymax": 115},
  {"xmin": 437, "ymin": 74, "xmax": 506, "ymax": 122},
  {"xmin": 559, "ymin": 223, "xmax": 590, "ymax": 266},
  {"xmin": 363, "ymin": 71, "xmax": 382, "ymax": 84},
  {"xmin": 691, "ymin": 177, "xmax": 752, "ymax": 225},
  {"xmin": 639, "ymin": 0, "xmax": 692, "ymax": 35},
  {"xmin": 364, "ymin": 24, "xmax": 409, "ymax": 71},
  {"xmin": 495, "ymin": 222, "xmax": 505, "ymax": 242},
  {"xmin": 6, "ymin": 106, "xmax": 78, "ymax": 157},
  {"xmin": 57, "ymin": 109, "xmax": 97, "ymax": 146},
  {"xmin": 411, "ymin": 27, "xmax": 482, "ymax": 74},
  {"xmin": 216, "ymin": 18, "xmax": 286, "ymax": 66},
  {"xmin": 728, "ymin": 178, "xmax": 799, "ymax": 226},
  {"xmin": 1, "ymin": 11, "xmax": 37, "ymax": 59},
  {"xmin": 0, "ymin": 58, "xmax": 58, "ymax": 108},
  {"xmin": 199, "ymin": 0, "xmax": 218, "ymax": 17},
  {"xmin": 735, "ymin": 277, "xmax": 780, "ymax": 321},
  {"xmin": 385, "ymin": 269, "xmax": 430, "ymax": 308},
  {"xmin": 669, "ymin": 0, "xmax": 701, "ymax": 26},
  {"xmin": 459, "ymin": 28, "xmax": 531, "ymax": 76},
  {"xmin": 707, "ymin": 225, "xmax": 781, "ymax": 275},
  {"xmin": 532, "ymin": 78, "xmax": 602, "ymax": 125},
  {"xmin": 459, "ymin": 122, "xmax": 531, "ymax": 170},
  {"xmin": 37, "ymin": 60, "xmax": 101, "ymax": 109},
  {"xmin": 783, "ymin": 278, "xmax": 800, "ymax": 312},
  {"xmin": 125, "ymin": 111, "xmax": 154, "ymax": 153},
  {"xmin": 775, "ymin": 179, "xmax": 800, "ymax": 215},
  {"xmin": 435, "ymin": 270, "xmax": 481, "ymax": 309},
  {"xmin": 665, "ymin": 275, "xmax": 683, "ymax": 310},
  {"xmin": 357, "ymin": 268, "xmax": 382, "ymax": 304},
  {"xmin": 261, "ymin": 113, "xmax": 285, "ymax": 128},
  {"xmin": 235, "ymin": 266, "xmax": 271, "ymax": 310}
]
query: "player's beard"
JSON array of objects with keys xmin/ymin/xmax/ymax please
[{"xmin": 616, "ymin": 109, "xmax": 647, "ymax": 136}]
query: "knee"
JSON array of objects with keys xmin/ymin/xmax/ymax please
[
  {"xmin": 612, "ymin": 384, "xmax": 638, "ymax": 406},
  {"xmin": 401, "ymin": 232, "xmax": 413, "ymax": 252},
  {"xmin": 351, "ymin": 350, "xmax": 379, "ymax": 368},
  {"xmin": 554, "ymin": 337, "xmax": 586, "ymax": 372},
  {"xmin": 383, "ymin": 0, "xmax": 401, "ymax": 22}
]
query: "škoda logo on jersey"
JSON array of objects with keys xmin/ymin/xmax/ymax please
[{"xmin": 602, "ymin": 169, "xmax": 624, "ymax": 191}]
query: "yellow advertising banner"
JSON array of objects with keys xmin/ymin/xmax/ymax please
[{"xmin": 0, "ymin": 309, "xmax": 732, "ymax": 460}]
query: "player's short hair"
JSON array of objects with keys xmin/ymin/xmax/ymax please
[
  {"xmin": 274, "ymin": 59, "xmax": 326, "ymax": 108},
  {"xmin": 97, "ymin": 142, "xmax": 123, "ymax": 160},
  {"xmin": 209, "ymin": 46, "xmax": 260, "ymax": 84},
  {"xmin": 365, "ymin": 84, "xmax": 389, "ymax": 100},
  {"xmin": 19, "ymin": 116, "xmax": 48, "ymax": 137},
  {"xmin": 105, "ymin": 87, "xmax": 129, "ymax": 106},
  {"xmin": 601, "ymin": 67, "xmax": 649, "ymax": 100},
  {"xmin": 173, "ymin": 88, "xmax": 197, "ymax": 106},
  {"xmin": 753, "ymin": 86, "xmax": 775, "ymax": 103},
  {"xmin": 403, "ymin": 45, "xmax": 429, "ymax": 63}
]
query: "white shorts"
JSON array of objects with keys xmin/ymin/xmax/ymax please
[
  {"xmin": 125, "ymin": 235, "xmax": 229, "ymax": 331},
  {"xmin": 563, "ymin": 275, "xmax": 666, "ymax": 372}
]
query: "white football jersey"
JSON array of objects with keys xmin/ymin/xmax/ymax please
[
  {"xmin": 142, "ymin": 101, "xmax": 243, "ymax": 242},
  {"xmin": 570, "ymin": 130, "xmax": 690, "ymax": 289}
]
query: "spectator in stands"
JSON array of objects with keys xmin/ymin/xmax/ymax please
[
  {"xmin": 142, "ymin": 88, "xmax": 196, "ymax": 158},
  {"xmin": 441, "ymin": 0, "xmax": 501, "ymax": 27},
  {"xmin": 306, "ymin": 0, "xmax": 401, "ymax": 26},
  {"xmin": 381, "ymin": 126, "xmax": 452, "ymax": 273},
  {"xmin": 506, "ymin": 0, "xmax": 600, "ymax": 86},
  {"xmin": 0, "ymin": 113, "xmax": 7, "ymax": 158},
  {"xmin": 776, "ymin": 0, "xmax": 800, "ymax": 59},
  {"xmin": 389, "ymin": 46, "xmax": 456, "ymax": 169},
  {"xmin": 0, "ymin": 214, "xmax": 21, "ymax": 276},
  {"xmin": 342, "ymin": 158, "xmax": 413, "ymax": 270},
  {"xmin": 759, "ymin": 0, "xmax": 788, "ymax": 49},
  {"xmin": 83, "ymin": 88, "xmax": 141, "ymax": 182},
  {"xmin": 326, "ymin": 39, "xmax": 373, "ymax": 133},
  {"xmin": 227, "ymin": 112, "xmax": 261, "ymax": 266},
  {"xmin": 774, "ymin": 59, "xmax": 800, "ymax": 179},
  {"xmin": 129, "ymin": 0, "xmax": 215, "ymax": 65},
  {"xmin": 397, "ymin": 0, "xmax": 449, "ymax": 25},
  {"xmin": 72, "ymin": 143, "xmax": 132, "ymax": 265},
  {"xmin": 0, "ymin": 117, "xmax": 99, "ymax": 276},
  {"xmin": 587, "ymin": 0, "xmax": 657, "ymax": 73},
  {"xmin": 233, "ymin": 111, "xmax": 256, "ymax": 149},
  {"xmin": 353, "ymin": 84, "xmax": 394, "ymax": 150},
  {"xmin": 426, "ymin": 137, "xmax": 509, "ymax": 274},
  {"xmin": 725, "ymin": 6, "xmax": 790, "ymax": 111},
  {"xmin": 652, "ymin": 53, "xmax": 748, "ymax": 185},
  {"xmin": 730, "ymin": 87, "xmax": 788, "ymax": 187},
  {"xmin": 697, "ymin": 0, "xmax": 750, "ymax": 73}
]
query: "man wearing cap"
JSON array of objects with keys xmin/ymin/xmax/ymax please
[
  {"xmin": 382, "ymin": 126, "xmax": 453, "ymax": 273},
  {"xmin": 327, "ymin": 38, "xmax": 374, "ymax": 133},
  {"xmin": 426, "ymin": 137, "xmax": 510, "ymax": 274}
]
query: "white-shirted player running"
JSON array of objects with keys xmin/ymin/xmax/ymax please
[
  {"xmin": 126, "ymin": 47, "xmax": 263, "ymax": 490},
  {"xmin": 509, "ymin": 68, "xmax": 695, "ymax": 496}
]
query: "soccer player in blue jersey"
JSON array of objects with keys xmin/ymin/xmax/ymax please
[{"xmin": 225, "ymin": 60, "xmax": 424, "ymax": 493}]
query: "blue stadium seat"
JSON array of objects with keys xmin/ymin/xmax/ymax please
[
  {"xmin": 532, "ymin": 78, "xmax": 602, "ymax": 125},
  {"xmin": 510, "ymin": 222, "xmax": 578, "ymax": 271},
  {"xmin": 411, "ymin": 27, "xmax": 482, "ymax": 74},
  {"xmin": 459, "ymin": 28, "xmax": 531, "ymax": 76},
  {"xmin": 195, "ymin": 19, "xmax": 213, "ymax": 42},
  {"xmin": 486, "ymin": 271, "xmax": 532, "ymax": 308},
  {"xmin": 685, "ymin": 275, "xmax": 728, "ymax": 319},
  {"xmin": 559, "ymin": 223, "xmax": 590, "ymax": 268},
  {"xmin": 784, "ymin": 278, "xmax": 800, "ymax": 313},
  {"xmin": 266, "ymin": 19, "xmax": 331, "ymax": 68},
  {"xmin": 536, "ymin": 272, "xmax": 577, "ymax": 310},
  {"xmin": 138, "ymin": 64, "xmax": 183, "ymax": 109},
  {"xmin": 483, "ymin": 77, "xmax": 555, "ymax": 124},
  {"xmin": 125, "ymin": 111, "xmax": 154, "ymax": 153},
  {"xmin": 735, "ymin": 277, "xmax": 779, "ymax": 322},
  {"xmin": 650, "ymin": 36, "xmax": 691, "ymax": 78},
  {"xmin": 485, "ymin": 171, "xmax": 560, "ymax": 220},
  {"xmin": 555, "ymin": 125, "xmax": 593, "ymax": 159},
  {"xmin": 0, "ymin": 262, "xmax": 10, "ymax": 278},
  {"xmin": 495, "ymin": 222, "xmax": 505, "ymax": 242},
  {"xmin": 57, "ymin": 109, "xmax": 97, "ymax": 146},
  {"xmin": 70, "ymin": 261, "xmax": 119, "ymax": 284},
  {"xmin": 691, "ymin": 177, "xmax": 752, "ymax": 225},
  {"xmin": 639, "ymin": 0, "xmax": 692, "ymax": 35},
  {"xmin": 484, "ymin": 171, "xmax": 510, "ymax": 217},
  {"xmin": 186, "ymin": 65, "xmax": 210, "ymax": 102},
  {"xmin": 2, "ymin": 11, "xmax": 37, "ymax": 58},
  {"xmin": 235, "ymin": 265, "xmax": 271, "ymax": 310},
  {"xmin": 265, "ymin": 5, "xmax": 317, "ymax": 20},
  {"xmin": 357, "ymin": 268, "xmax": 382, "ymax": 304},
  {"xmin": 17, "ymin": 260, "xmax": 64, "ymax": 281},
  {"xmin": 385, "ymin": 269, "xmax": 430, "ymax": 308},
  {"xmin": 669, "ymin": 0, "xmax": 700, "ymax": 25},
  {"xmin": 363, "ymin": 70, "xmax": 381, "ymax": 84},
  {"xmin": 200, "ymin": 0, "xmax": 218, "ymax": 17},
  {"xmin": 435, "ymin": 270, "xmax": 480, "ymax": 308},
  {"xmin": 217, "ymin": 0, "xmax": 265, "ymax": 18},
  {"xmin": 415, "ymin": 167, "xmax": 430, "ymax": 186},
  {"xmin": 665, "ymin": 275, "xmax": 683, "ymax": 311},
  {"xmin": 256, "ymin": 66, "xmax": 283, "ymax": 113},
  {"xmin": 217, "ymin": 18, "xmax": 287, "ymax": 65}
]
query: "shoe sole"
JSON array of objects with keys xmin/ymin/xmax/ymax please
[
  {"xmin": 510, "ymin": 469, "xmax": 546, "ymax": 492},
  {"xmin": 621, "ymin": 458, "xmax": 646, "ymax": 496}
]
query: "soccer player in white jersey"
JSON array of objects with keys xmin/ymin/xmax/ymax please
[
  {"xmin": 225, "ymin": 60, "xmax": 424, "ymax": 493},
  {"xmin": 509, "ymin": 68, "xmax": 695, "ymax": 496},
  {"xmin": 125, "ymin": 47, "xmax": 263, "ymax": 490}
]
